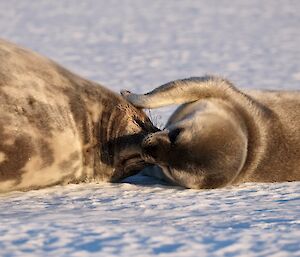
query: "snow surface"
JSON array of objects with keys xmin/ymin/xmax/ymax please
[{"xmin": 0, "ymin": 0, "xmax": 300, "ymax": 256}]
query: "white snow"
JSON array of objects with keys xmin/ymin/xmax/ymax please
[
  {"xmin": 0, "ymin": 0, "xmax": 300, "ymax": 256},
  {"xmin": 1, "ymin": 182, "xmax": 300, "ymax": 257}
]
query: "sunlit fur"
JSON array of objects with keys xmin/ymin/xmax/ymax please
[
  {"xmin": 0, "ymin": 39, "xmax": 156, "ymax": 193},
  {"xmin": 122, "ymin": 76, "xmax": 300, "ymax": 189}
]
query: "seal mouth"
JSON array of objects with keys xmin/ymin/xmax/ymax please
[{"xmin": 121, "ymin": 154, "xmax": 147, "ymax": 173}]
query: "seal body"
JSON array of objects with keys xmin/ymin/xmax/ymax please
[
  {"xmin": 0, "ymin": 39, "xmax": 156, "ymax": 193},
  {"xmin": 122, "ymin": 76, "xmax": 300, "ymax": 189}
]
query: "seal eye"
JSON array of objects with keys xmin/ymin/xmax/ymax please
[
  {"xmin": 168, "ymin": 128, "xmax": 183, "ymax": 144},
  {"xmin": 133, "ymin": 117, "xmax": 160, "ymax": 133}
]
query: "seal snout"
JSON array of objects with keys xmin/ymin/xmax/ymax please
[
  {"xmin": 141, "ymin": 131, "xmax": 170, "ymax": 162},
  {"xmin": 142, "ymin": 135, "xmax": 159, "ymax": 160}
]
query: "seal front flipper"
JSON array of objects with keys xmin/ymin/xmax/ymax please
[{"xmin": 120, "ymin": 76, "xmax": 262, "ymax": 112}]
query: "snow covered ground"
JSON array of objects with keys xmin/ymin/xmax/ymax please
[
  {"xmin": 0, "ymin": 0, "xmax": 300, "ymax": 256},
  {"xmin": 1, "ymin": 182, "xmax": 300, "ymax": 257}
]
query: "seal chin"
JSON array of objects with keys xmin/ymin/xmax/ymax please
[{"xmin": 117, "ymin": 154, "xmax": 147, "ymax": 179}]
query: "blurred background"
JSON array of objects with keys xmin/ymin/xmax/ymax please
[{"xmin": 1, "ymin": 0, "xmax": 299, "ymax": 94}]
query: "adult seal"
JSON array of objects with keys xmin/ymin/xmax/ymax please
[
  {"xmin": 122, "ymin": 76, "xmax": 300, "ymax": 189},
  {"xmin": 0, "ymin": 39, "xmax": 156, "ymax": 193}
]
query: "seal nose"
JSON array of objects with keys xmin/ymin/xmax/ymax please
[
  {"xmin": 141, "ymin": 131, "xmax": 170, "ymax": 160},
  {"xmin": 142, "ymin": 134, "xmax": 159, "ymax": 159}
]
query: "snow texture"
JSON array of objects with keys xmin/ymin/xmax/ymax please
[{"xmin": 0, "ymin": 0, "xmax": 300, "ymax": 256}]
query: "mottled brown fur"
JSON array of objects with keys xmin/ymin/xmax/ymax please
[
  {"xmin": 0, "ymin": 39, "xmax": 156, "ymax": 193},
  {"xmin": 0, "ymin": 128, "xmax": 34, "ymax": 183}
]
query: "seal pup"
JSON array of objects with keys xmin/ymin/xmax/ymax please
[
  {"xmin": 122, "ymin": 76, "xmax": 300, "ymax": 189},
  {"xmin": 0, "ymin": 39, "xmax": 157, "ymax": 193}
]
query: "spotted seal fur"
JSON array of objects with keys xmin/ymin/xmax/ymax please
[{"xmin": 0, "ymin": 39, "xmax": 156, "ymax": 193}]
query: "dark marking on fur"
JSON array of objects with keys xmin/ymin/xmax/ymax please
[
  {"xmin": 0, "ymin": 124, "xmax": 35, "ymax": 182},
  {"xmin": 37, "ymin": 138, "xmax": 55, "ymax": 168},
  {"xmin": 59, "ymin": 151, "xmax": 80, "ymax": 172},
  {"xmin": 0, "ymin": 39, "xmax": 158, "ymax": 192}
]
